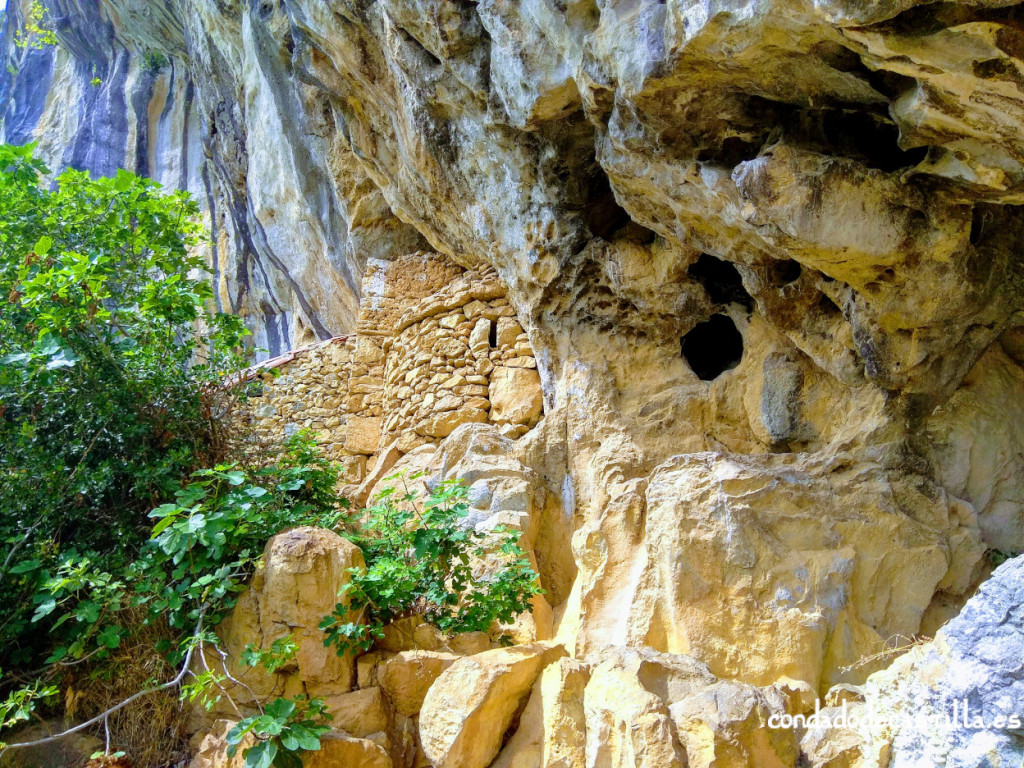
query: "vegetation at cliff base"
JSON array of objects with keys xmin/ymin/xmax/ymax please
[
  {"xmin": 0, "ymin": 143, "xmax": 250, "ymax": 760},
  {"xmin": 0, "ymin": 143, "xmax": 247, "ymax": 673},
  {"xmin": 0, "ymin": 144, "xmax": 541, "ymax": 768},
  {"xmin": 321, "ymin": 475, "xmax": 542, "ymax": 655}
]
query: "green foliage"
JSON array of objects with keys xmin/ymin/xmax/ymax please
[
  {"xmin": 0, "ymin": 679, "xmax": 58, "ymax": 747},
  {"xmin": 19, "ymin": 432, "xmax": 343, "ymax": 672},
  {"xmin": 138, "ymin": 435, "xmax": 345, "ymax": 634},
  {"xmin": 320, "ymin": 476, "xmax": 542, "ymax": 655},
  {"xmin": 242, "ymin": 635, "xmax": 299, "ymax": 674},
  {"xmin": 0, "ymin": 434, "xmax": 343, "ymax": 752},
  {"xmin": 0, "ymin": 143, "xmax": 248, "ymax": 671},
  {"xmin": 986, "ymin": 548, "xmax": 1020, "ymax": 567},
  {"xmin": 222, "ymin": 633, "xmax": 329, "ymax": 767},
  {"xmin": 141, "ymin": 50, "xmax": 170, "ymax": 72},
  {"xmin": 227, "ymin": 696, "xmax": 332, "ymax": 768},
  {"xmin": 14, "ymin": 1, "xmax": 58, "ymax": 50}
]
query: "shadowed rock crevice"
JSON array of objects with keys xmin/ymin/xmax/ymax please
[
  {"xmin": 775, "ymin": 107, "xmax": 930, "ymax": 173},
  {"xmin": 687, "ymin": 253, "xmax": 755, "ymax": 313}
]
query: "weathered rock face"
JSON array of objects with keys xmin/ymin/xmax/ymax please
[
  {"xmin": 9, "ymin": 0, "xmax": 1024, "ymax": 765},
  {"xmin": 802, "ymin": 554, "xmax": 1024, "ymax": 768},
  {"xmin": 204, "ymin": 526, "xmax": 364, "ymax": 715}
]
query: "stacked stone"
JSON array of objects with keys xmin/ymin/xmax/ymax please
[
  {"xmin": 229, "ymin": 252, "xmax": 545, "ymax": 482},
  {"xmin": 227, "ymin": 337, "xmax": 367, "ymax": 482},
  {"xmin": 342, "ymin": 336, "xmax": 386, "ymax": 462},
  {"xmin": 380, "ymin": 293, "xmax": 518, "ymax": 452}
]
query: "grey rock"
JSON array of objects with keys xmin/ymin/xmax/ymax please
[{"xmin": 862, "ymin": 556, "xmax": 1024, "ymax": 768}]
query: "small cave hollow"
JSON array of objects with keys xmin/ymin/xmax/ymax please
[
  {"xmin": 583, "ymin": 169, "xmax": 656, "ymax": 243},
  {"xmin": 681, "ymin": 314, "xmax": 744, "ymax": 381},
  {"xmin": 687, "ymin": 253, "xmax": 755, "ymax": 312},
  {"xmin": 585, "ymin": 172, "xmax": 631, "ymax": 240},
  {"xmin": 771, "ymin": 258, "xmax": 802, "ymax": 285}
]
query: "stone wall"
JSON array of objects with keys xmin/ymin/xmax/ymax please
[{"xmin": 230, "ymin": 253, "xmax": 543, "ymax": 484}]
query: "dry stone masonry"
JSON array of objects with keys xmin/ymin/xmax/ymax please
[{"xmin": 231, "ymin": 253, "xmax": 543, "ymax": 485}]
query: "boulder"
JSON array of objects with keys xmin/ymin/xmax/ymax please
[
  {"xmin": 583, "ymin": 647, "xmax": 716, "ymax": 768},
  {"xmin": 492, "ymin": 657, "xmax": 590, "ymax": 768},
  {"xmin": 378, "ymin": 650, "xmax": 460, "ymax": 716},
  {"xmin": 303, "ymin": 733, "xmax": 392, "ymax": 768},
  {"xmin": 188, "ymin": 720, "xmax": 249, "ymax": 768},
  {"xmin": 0, "ymin": 724, "xmax": 103, "ymax": 768},
  {"xmin": 209, "ymin": 527, "xmax": 364, "ymax": 711},
  {"xmin": 489, "ymin": 367, "xmax": 543, "ymax": 428},
  {"xmin": 320, "ymin": 686, "xmax": 390, "ymax": 739},
  {"xmin": 419, "ymin": 643, "xmax": 565, "ymax": 768},
  {"xmin": 669, "ymin": 681, "xmax": 798, "ymax": 768},
  {"xmin": 188, "ymin": 721, "xmax": 392, "ymax": 768},
  {"xmin": 799, "ymin": 712, "xmax": 870, "ymax": 768},
  {"xmin": 857, "ymin": 555, "xmax": 1024, "ymax": 768}
]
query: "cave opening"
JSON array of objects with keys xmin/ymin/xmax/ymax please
[
  {"xmin": 681, "ymin": 314, "xmax": 744, "ymax": 381},
  {"xmin": 781, "ymin": 108, "xmax": 928, "ymax": 173},
  {"xmin": 687, "ymin": 253, "xmax": 755, "ymax": 312},
  {"xmin": 585, "ymin": 171, "xmax": 630, "ymax": 240}
]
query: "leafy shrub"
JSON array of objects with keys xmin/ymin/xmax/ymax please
[
  {"xmin": 0, "ymin": 432, "xmax": 343, "ymax": 761},
  {"xmin": 320, "ymin": 476, "xmax": 542, "ymax": 654},
  {"xmin": 227, "ymin": 697, "xmax": 332, "ymax": 768},
  {"xmin": 13, "ymin": 1, "xmax": 58, "ymax": 50},
  {"xmin": 0, "ymin": 143, "xmax": 247, "ymax": 671}
]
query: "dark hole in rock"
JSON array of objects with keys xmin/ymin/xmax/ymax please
[
  {"xmin": 971, "ymin": 204, "xmax": 998, "ymax": 245},
  {"xmin": 585, "ymin": 171, "xmax": 632, "ymax": 240},
  {"xmin": 696, "ymin": 136, "xmax": 765, "ymax": 167},
  {"xmin": 488, "ymin": 319, "xmax": 498, "ymax": 348},
  {"xmin": 817, "ymin": 293, "xmax": 842, "ymax": 316},
  {"xmin": 771, "ymin": 259, "xmax": 802, "ymax": 285},
  {"xmin": 687, "ymin": 253, "xmax": 755, "ymax": 312},
  {"xmin": 681, "ymin": 314, "xmax": 744, "ymax": 381}
]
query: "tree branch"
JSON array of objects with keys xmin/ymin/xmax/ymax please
[{"xmin": 0, "ymin": 613, "xmax": 204, "ymax": 754}]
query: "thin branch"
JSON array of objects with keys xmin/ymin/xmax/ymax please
[{"xmin": 0, "ymin": 612, "xmax": 204, "ymax": 754}]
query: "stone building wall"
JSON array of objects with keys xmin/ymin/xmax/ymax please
[{"xmin": 229, "ymin": 253, "xmax": 543, "ymax": 484}]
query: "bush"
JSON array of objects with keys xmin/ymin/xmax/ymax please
[
  {"xmin": 0, "ymin": 433, "xmax": 343, "ymax": 763},
  {"xmin": 320, "ymin": 475, "xmax": 542, "ymax": 654},
  {"xmin": 0, "ymin": 143, "xmax": 247, "ymax": 671}
]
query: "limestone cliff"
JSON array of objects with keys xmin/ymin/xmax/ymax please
[{"xmin": 5, "ymin": 0, "xmax": 1024, "ymax": 766}]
